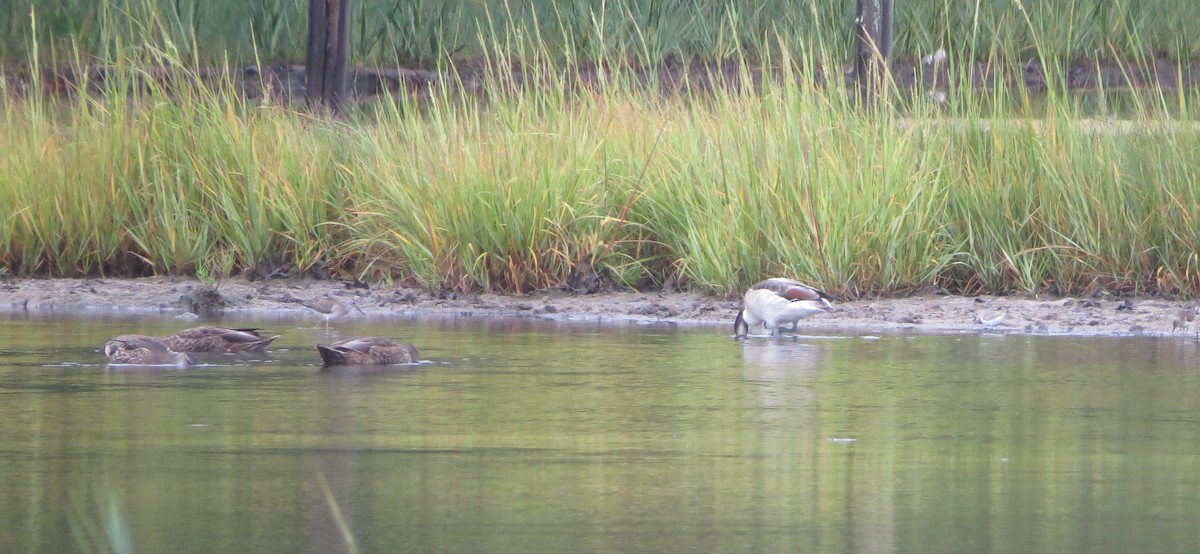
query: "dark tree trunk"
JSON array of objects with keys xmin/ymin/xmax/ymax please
[
  {"xmin": 853, "ymin": 0, "xmax": 894, "ymax": 102},
  {"xmin": 306, "ymin": 0, "xmax": 352, "ymax": 113}
]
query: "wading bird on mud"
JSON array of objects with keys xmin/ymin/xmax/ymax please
[
  {"xmin": 734, "ymin": 278, "xmax": 833, "ymax": 337},
  {"xmin": 974, "ymin": 311, "xmax": 1008, "ymax": 328},
  {"xmin": 298, "ymin": 297, "xmax": 365, "ymax": 329}
]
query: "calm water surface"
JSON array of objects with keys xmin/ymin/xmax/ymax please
[{"xmin": 2, "ymin": 313, "xmax": 1200, "ymax": 553}]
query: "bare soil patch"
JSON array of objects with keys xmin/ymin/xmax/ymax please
[{"xmin": 3, "ymin": 277, "xmax": 1196, "ymax": 339}]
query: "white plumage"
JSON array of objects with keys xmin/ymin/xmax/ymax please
[
  {"xmin": 734, "ymin": 278, "xmax": 833, "ymax": 337},
  {"xmin": 974, "ymin": 310, "xmax": 1007, "ymax": 328}
]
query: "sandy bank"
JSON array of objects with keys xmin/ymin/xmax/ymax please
[{"xmin": 1, "ymin": 277, "xmax": 1197, "ymax": 338}]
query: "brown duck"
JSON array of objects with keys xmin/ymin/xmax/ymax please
[
  {"xmin": 103, "ymin": 335, "xmax": 198, "ymax": 366},
  {"xmin": 316, "ymin": 337, "xmax": 419, "ymax": 368},
  {"xmin": 161, "ymin": 326, "xmax": 280, "ymax": 353}
]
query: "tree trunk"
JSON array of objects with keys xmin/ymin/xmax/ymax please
[
  {"xmin": 306, "ymin": 0, "xmax": 352, "ymax": 113},
  {"xmin": 853, "ymin": 0, "xmax": 894, "ymax": 102}
]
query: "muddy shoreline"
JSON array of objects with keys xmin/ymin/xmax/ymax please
[{"xmin": 2, "ymin": 277, "xmax": 1197, "ymax": 339}]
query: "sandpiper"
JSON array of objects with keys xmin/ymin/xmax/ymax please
[
  {"xmin": 299, "ymin": 296, "xmax": 365, "ymax": 329},
  {"xmin": 1172, "ymin": 305, "xmax": 1197, "ymax": 334},
  {"xmin": 974, "ymin": 310, "xmax": 1008, "ymax": 328}
]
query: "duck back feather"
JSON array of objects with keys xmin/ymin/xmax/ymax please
[
  {"xmin": 103, "ymin": 335, "xmax": 197, "ymax": 366},
  {"xmin": 317, "ymin": 337, "xmax": 418, "ymax": 367},
  {"xmin": 161, "ymin": 327, "xmax": 280, "ymax": 353}
]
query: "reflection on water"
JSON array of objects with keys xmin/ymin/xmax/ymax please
[{"xmin": 2, "ymin": 313, "xmax": 1200, "ymax": 553}]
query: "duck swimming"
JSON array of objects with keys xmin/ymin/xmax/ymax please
[
  {"xmin": 160, "ymin": 326, "xmax": 280, "ymax": 353},
  {"xmin": 102, "ymin": 335, "xmax": 198, "ymax": 366},
  {"xmin": 734, "ymin": 278, "xmax": 833, "ymax": 337},
  {"xmin": 316, "ymin": 337, "xmax": 419, "ymax": 368}
]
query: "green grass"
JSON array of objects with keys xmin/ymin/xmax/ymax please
[
  {"xmin": 940, "ymin": 116, "xmax": 1200, "ymax": 294},
  {"xmin": 2, "ymin": 4, "xmax": 1199, "ymax": 297},
  {"xmin": 0, "ymin": 42, "xmax": 350, "ymax": 278},
  {"xmin": 3, "ymin": 46, "xmax": 1199, "ymax": 296},
  {"xmin": 3, "ymin": 0, "xmax": 1197, "ymax": 67}
]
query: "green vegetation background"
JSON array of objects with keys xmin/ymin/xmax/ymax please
[
  {"xmin": 2, "ymin": 0, "xmax": 1197, "ymax": 64},
  {"xmin": 1, "ymin": 1, "xmax": 1198, "ymax": 297}
]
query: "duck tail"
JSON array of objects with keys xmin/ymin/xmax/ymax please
[
  {"xmin": 254, "ymin": 335, "xmax": 282, "ymax": 351},
  {"xmin": 315, "ymin": 344, "xmax": 340, "ymax": 368}
]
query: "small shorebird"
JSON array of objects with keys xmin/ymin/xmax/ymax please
[
  {"xmin": 316, "ymin": 337, "xmax": 419, "ymax": 368},
  {"xmin": 102, "ymin": 335, "xmax": 197, "ymax": 366},
  {"xmin": 734, "ymin": 278, "xmax": 834, "ymax": 337},
  {"xmin": 974, "ymin": 310, "xmax": 1008, "ymax": 328},
  {"xmin": 1172, "ymin": 305, "xmax": 1197, "ymax": 334},
  {"xmin": 299, "ymin": 297, "xmax": 365, "ymax": 329},
  {"xmin": 160, "ymin": 327, "xmax": 280, "ymax": 353}
]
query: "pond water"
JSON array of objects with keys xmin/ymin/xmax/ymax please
[{"xmin": 2, "ymin": 313, "xmax": 1199, "ymax": 553}]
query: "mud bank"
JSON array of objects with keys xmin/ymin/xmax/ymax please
[{"xmin": 3, "ymin": 277, "xmax": 1198, "ymax": 339}]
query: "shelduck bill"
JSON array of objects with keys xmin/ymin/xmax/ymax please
[{"xmin": 734, "ymin": 278, "xmax": 833, "ymax": 337}]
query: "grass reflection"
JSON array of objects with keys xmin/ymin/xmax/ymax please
[{"xmin": 68, "ymin": 486, "xmax": 134, "ymax": 554}]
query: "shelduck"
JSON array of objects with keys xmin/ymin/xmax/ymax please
[{"xmin": 734, "ymin": 278, "xmax": 833, "ymax": 337}]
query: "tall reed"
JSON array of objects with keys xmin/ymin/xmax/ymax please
[
  {"xmin": 629, "ymin": 56, "xmax": 958, "ymax": 297},
  {"xmin": 3, "ymin": 4, "xmax": 1199, "ymax": 297},
  {"xmin": 0, "ymin": 47, "xmax": 347, "ymax": 277},
  {"xmin": 939, "ymin": 114, "xmax": 1200, "ymax": 295},
  {"xmin": 340, "ymin": 52, "xmax": 666, "ymax": 292},
  {"xmin": 5, "ymin": 0, "xmax": 1196, "ymax": 66}
]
